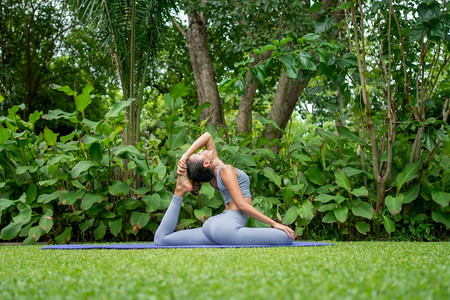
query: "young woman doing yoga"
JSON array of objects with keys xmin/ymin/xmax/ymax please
[{"xmin": 154, "ymin": 132, "xmax": 295, "ymax": 246}]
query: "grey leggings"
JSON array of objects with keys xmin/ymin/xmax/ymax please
[{"xmin": 154, "ymin": 195, "xmax": 294, "ymax": 246}]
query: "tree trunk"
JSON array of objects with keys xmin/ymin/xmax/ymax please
[
  {"xmin": 264, "ymin": 68, "xmax": 309, "ymax": 141},
  {"xmin": 335, "ymin": 90, "xmax": 345, "ymax": 129},
  {"xmin": 237, "ymin": 51, "xmax": 272, "ymax": 135},
  {"xmin": 262, "ymin": 0, "xmax": 344, "ymax": 144},
  {"xmin": 186, "ymin": 11, "xmax": 225, "ymax": 128}
]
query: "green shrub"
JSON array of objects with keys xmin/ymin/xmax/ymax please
[{"xmin": 0, "ymin": 84, "xmax": 448, "ymax": 244}]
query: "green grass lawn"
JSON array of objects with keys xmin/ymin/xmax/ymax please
[{"xmin": 0, "ymin": 242, "xmax": 448, "ymax": 299}]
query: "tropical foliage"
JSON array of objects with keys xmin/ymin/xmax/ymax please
[{"xmin": 0, "ymin": 0, "xmax": 448, "ymax": 243}]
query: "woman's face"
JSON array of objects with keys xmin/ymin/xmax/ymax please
[{"xmin": 189, "ymin": 149, "xmax": 214, "ymax": 164}]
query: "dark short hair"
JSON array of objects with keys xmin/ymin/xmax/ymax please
[{"xmin": 186, "ymin": 158, "xmax": 214, "ymax": 182}]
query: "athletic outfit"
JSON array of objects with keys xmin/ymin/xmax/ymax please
[{"xmin": 154, "ymin": 165, "xmax": 293, "ymax": 246}]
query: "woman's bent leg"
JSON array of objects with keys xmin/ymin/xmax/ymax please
[
  {"xmin": 203, "ymin": 210, "xmax": 293, "ymax": 245},
  {"xmin": 154, "ymin": 195, "xmax": 218, "ymax": 246}
]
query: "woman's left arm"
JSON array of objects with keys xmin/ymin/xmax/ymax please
[
  {"xmin": 220, "ymin": 165, "xmax": 295, "ymax": 239},
  {"xmin": 180, "ymin": 132, "xmax": 217, "ymax": 161}
]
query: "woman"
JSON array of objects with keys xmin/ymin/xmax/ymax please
[{"xmin": 154, "ymin": 132, "xmax": 294, "ymax": 246}]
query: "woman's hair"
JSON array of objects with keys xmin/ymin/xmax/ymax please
[{"xmin": 186, "ymin": 158, "xmax": 214, "ymax": 182}]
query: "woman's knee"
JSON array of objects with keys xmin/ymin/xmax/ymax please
[{"xmin": 154, "ymin": 232, "xmax": 165, "ymax": 246}]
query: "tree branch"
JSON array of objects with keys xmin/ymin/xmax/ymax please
[{"xmin": 171, "ymin": 17, "xmax": 186, "ymax": 37}]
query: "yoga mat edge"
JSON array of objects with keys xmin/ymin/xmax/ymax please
[{"xmin": 40, "ymin": 242, "xmax": 333, "ymax": 250}]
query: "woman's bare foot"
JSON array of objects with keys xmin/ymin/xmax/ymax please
[{"xmin": 174, "ymin": 173, "xmax": 193, "ymax": 197}]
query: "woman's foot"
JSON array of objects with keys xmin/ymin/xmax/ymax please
[{"xmin": 174, "ymin": 173, "xmax": 193, "ymax": 197}]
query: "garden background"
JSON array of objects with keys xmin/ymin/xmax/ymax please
[{"xmin": 0, "ymin": 0, "xmax": 448, "ymax": 244}]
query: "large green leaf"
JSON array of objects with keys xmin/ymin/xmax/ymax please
[
  {"xmin": 200, "ymin": 183, "xmax": 216, "ymax": 199},
  {"xmin": 333, "ymin": 207, "xmax": 348, "ymax": 223},
  {"xmin": 164, "ymin": 94, "xmax": 175, "ymax": 111},
  {"xmin": 318, "ymin": 203, "xmax": 337, "ymax": 212},
  {"xmin": 152, "ymin": 160, "xmax": 166, "ymax": 180},
  {"xmin": 79, "ymin": 219, "xmax": 94, "ymax": 233},
  {"xmin": 297, "ymin": 51, "xmax": 316, "ymax": 70},
  {"xmin": 60, "ymin": 190, "xmax": 85, "ymax": 205},
  {"xmin": 302, "ymin": 33, "xmax": 321, "ymax": 41},
  {"xmin": 82, "ymin": 118, "xmax": 100, "ymax": 130},
  {"xmin": 38, "ymin": 179, "xmax": 58, "ymax": 187},
  {"xmin": 170, "ymin": 128, "xmax": 186, "ymax": 149},
  {"xmin": 402, "ymin": 185, "xmax": 419, "ymax": 204},
  {"xmin": 75, "ymin": 84, "xmax": 93, "ymax": 115},
  {"xmin": 88, "ymin": 142, "xmax": 103, "ymax": 162},
  {"xmin": 315, "ymin": 194, "xmax": 335, "ymax": 203},
  {"xmin": 385, "ymin": 195, "xmax": 404, "ymax": 215},
  {"xmin": 282, "ymin": 206, "xmax": 299, "ymax": 225},
  {"xmin": 55, "ymin": 227, "xmax": 72, "ymax": 244},
  {"xmin": 337, "ymin": 53, "xmax": 358, "ymax": 68},
  {"xmin": 23, "ymin": 226, "xmax": 45, "ymax": 245},
  {"xmin": 109, "ymin": 219, "xmax": 122, "ymax": 237},
  {"xmin": 356, "ymin": 222, "xmax": 370, "ymax": 235},
  {"xmin": 1, "ymin": 222, "xmax": 22, "ymax": 240},
  {"xmin": 37, "ymin": 191, "xmax": 67, "ymax": 204},
  {"xmin": 250, "ymin": 64, "xmax": 266, "ymax": 86},
  {"xmin": 396, "ymin": 162, "xmax": 421, "ymax": 191},
  {"xmin": 337, "ymin": 126, "xmax": 367, "ymax": 146},
  {"xmin": 335, "ymin": 168, "xmax": 352, "ymax": 193},
  {"xmin": 194, "ymin": 207, "xmax": 213, "ymax": 221},
  {"xmin": 42, "ymin": 109, "xmax": 77, "ymax": 122},
  {"xmin": 432, "ymin": 211, "xmax": 450, "ymax": 229},
  {"xmin": 0, "ymin": 198, "xmax": 15, "ymax": 212},
  {"xmin": 50, "ymin": 84, "xmax": 77, "ymax": 96},
  {"xmin": 105, "ymin": 99, "xmax": 135, "ymax": 119},
  {"xmin": 263, "ymin": 167, "xmax": 281, "ymax": 187},
  {"xmin": 94, "ymin": 221, "xmax": 107, "ymax": 240},
  {"xmin": 383, "ymin": 215, "xmax": 395, "ymax": 233},
  {"xmin": 39, "ymin": 209, "xmax": 53, "ymax": 233},
  {"xmin": 109, "ymin": 181, "xmax": 130, "ymax": 196},
  {"xmin": 0, "ymin": 126, "xmax": 9, "ymax": 143},
  {"xmin": 232, "ymin": 153, "xmax": 256, "ymax": 167},
  {"xmin": 81, "ymin": 134, "xmax": 106, "ymax": 145},
  {"xmin": 170, "ymin": 83, "xmax": 190, "ymax": 101},
  {"xmin": 16, "ymin": 166, "xmax": 39, "ymax": 175},
  {"xmin": 431, "ymin": 191, "xmax": 449, "ymax": 208},
  {"xmin": 130, "ymin": 212, "xmax": 150, "ymax": 230},
  {"xmin": 342, "ymin": 167, "xmax": 366, "ymax": 177},
  {"xmin": 322, "ymin": 211, "xmax": 337, "ymax": 223},
  {"xmin": 298, "ymin": 201, "xmax": 314, "ymax": 221},
  {"xmin": 351, "ymin": 202, "xmax": 373, "ymax": 219},
  {"xmin": 13, "ymin": 205, "xmax": 32, "ymax": 225},
  {"xmin": 417, "ymin": 1, "xmax": 440, "ymax": 21},
  {"xmin": 143, "ymin": 194, "xmax": 162, "ymax": 213},
  {"xmin": 351, "ymin": 186, "xmax": 368, "ymax": 197},
  {"xmin": 71, "ymin": 161, "xmax": 98, "ymax": 178},
  {"xmin": 112, "ymin": 145, "xmax": 144, "ymax": 159},
  {"xmin": 279, "ymin": 55, "xmax": 298, "ymax": 79},
  {"xmin": 337, "ymin": 2, "xmax": 353, "ymax": 9},
  {"xmin": 282, "ymin": 187, "xmax": 294, "ymax": 206},
  {"xmin": 81, "ymin": 193, "xmax": 103, "ymax": 210},
  {"xmin": 305, "ymin": 165, "xmax": 325, "ymax": 185},
  {"xmin": 316, "ymin": 48, "xmax": 331, "ymax": 65},
  {"xmin": 43, "ymin": 127, "xmax": 58, "ymax": 146}
]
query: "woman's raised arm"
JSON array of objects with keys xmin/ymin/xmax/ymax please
[{"xmin": 181, "ymin": 132, "xmax": 217, "ymax": 161}]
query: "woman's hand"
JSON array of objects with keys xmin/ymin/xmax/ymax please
[
  {"xmin": 177, "ymin": 158, "xmax": 188, "ymax": 176},
  {"xmin": 272, "ymin": 222, "xmax": 295, "ymax": 240},
  {"xmin": 174, "ymin": 158, "xmax": 192, "ymax": 196}
]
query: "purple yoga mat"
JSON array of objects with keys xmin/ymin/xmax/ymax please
[{"xmin": 41, "ymin": 242, "xmax": 333, "ymax": 250}]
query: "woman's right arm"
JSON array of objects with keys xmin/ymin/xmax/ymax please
[{"xmin": 181, "ymin": 132, "xmax": 217, "ymax": 160}]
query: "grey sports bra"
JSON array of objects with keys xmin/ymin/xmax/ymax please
[{"xmin": 213, "ymin": 164, "xmax": 252, "ymax": 204}]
